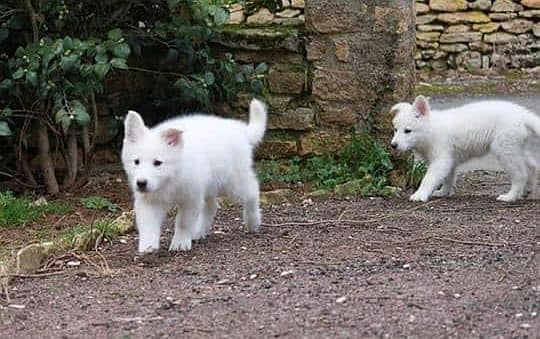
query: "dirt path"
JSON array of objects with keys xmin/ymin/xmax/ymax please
[{"xmin": 1, "ymin": 188, "xmax": 538, "ymax": 338}]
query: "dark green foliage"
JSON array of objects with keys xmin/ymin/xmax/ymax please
[{"xmin": 0, "ymin": 0, "xmax": 273, "ymax": 192}]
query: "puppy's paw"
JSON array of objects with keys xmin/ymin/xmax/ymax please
[
  {"xmin": 432, "ymin": 188, "xmax": 454, "ymax": 198},
  {"xmin": 137, "ymin": 243, "xmax": 160, "ymax": 254},
  {"xmin": 192, "ymin": 228, "xmax": 208, "ymax": 241},
  {"xmin": 496, "ymin": 193, "xmax": 518, "ymax": 203},
  {"xmin": 169, "ymin": 234, "xmax": 192, "ymax": 251},
  {"xmin": 410, "ymin": 191, "xmax": 430, "ymax": 202}
]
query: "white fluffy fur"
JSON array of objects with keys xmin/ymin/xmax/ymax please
[
  {"xmin": 122, "ymin": 99, "xmax": 267, "ymax": 253},
  {"xmin": 391, "ymin": 96, "xmax": 540, "ymax": 202}
]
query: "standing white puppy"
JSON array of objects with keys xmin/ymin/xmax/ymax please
[
  {"xmin": 122, "ymin": 99, "xmax": 267, "ymax": 253},
  {"xmin": 391, "ymin": 95, "xmax": 540, "ymax": 202}
]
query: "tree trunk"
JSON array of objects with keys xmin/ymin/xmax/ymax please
[
  {"xmin": 37, "ymin": 123, "xmax": 59, "ymax": 194},
  {"xmin": 62, "ymin": 127, "xmax": 78, "ymax": 188},
  {"xmin": 20, "ymin": 154, "xmax": 37, "ymax": 186}
]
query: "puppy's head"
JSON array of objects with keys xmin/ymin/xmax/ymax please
[
  {"xmin": 390, "ymin": 95, "xmax": 431, "ymax": 152},
  {"xmin": 121, "ymin": 111, "xmax": 183, "ymax": 194}
]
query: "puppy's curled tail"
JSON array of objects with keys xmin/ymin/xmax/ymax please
[{"xmin": 246, "ymin": 98, "xmax": 267, "ymax": 146}]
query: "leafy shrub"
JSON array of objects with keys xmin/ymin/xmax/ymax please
[{"xmin": 0, "ymin": 0, "xmax": 274, "ymax": 194}]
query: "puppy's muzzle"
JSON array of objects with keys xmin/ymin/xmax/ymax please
[
  {"xmin": 390, "ymin": 142, "xmax": 398, "ymax": 149},
  {"xmin": 136, "ymin": 179, "xmax": 148, "ymax": 192}
]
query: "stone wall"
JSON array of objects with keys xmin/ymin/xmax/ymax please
[
  {"xmin": 218, "ymin": 0, "xmax": 416, "ymax": 158},
  {"xmin": 91, "ymin": 1, "xmax": 415, "ymax": 161},
  {"xmin": 415, "ymin": 0, "xmax": 540, "ymax": 72}
]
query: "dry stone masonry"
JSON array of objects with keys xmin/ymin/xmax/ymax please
[
  {"xmin": 219, "ymin": 0, "xmax": 416, "ymax": 158},
  {"xmin": 416, "ymin": 0, "xmax": 540, "ymax": 72}
]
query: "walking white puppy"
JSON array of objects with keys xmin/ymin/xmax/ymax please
[
  {"xmin": 391, "ymin": 95, "xmax": 540, "ymax": 202},
  {"xmin": 122, "ymin": 99, "xmax": 267, "ymax": 253}
]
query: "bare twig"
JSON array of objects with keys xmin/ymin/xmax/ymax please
[
  {"xmin": 387, "ymin": 235, "xmax": 528, "ymax": 248},
  {"xmin": 261, "ymin": 200, "xmax": 438, "ymax": 228},
  {"xmin": 0, "ymin": 170, "xmax": 39, "ymax": 188},
  {"xmin": 113, "ymin": 316, "xmax": 164, "ymax": 323},
  {"xmin": 430, "ymin": 236, "xmax": 529, "ymax": 248},
  {"xmin": 0, "ymin": 271, "xmax": 64, "ymax": 279}
]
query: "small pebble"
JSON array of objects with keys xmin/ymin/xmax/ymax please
[
  {"xmin": 280, "ymin": 270, "xmax": 294, "ymax": 277},
  {"xmin": 520, "ymin": 323, "xmax": 530, "ymax": 329},
  {"xmin": 249, "ymin": 274, "xmax": 257, "ymax": 280},
  {"xmin": 67, "ymin": 260, "xmax": 81, "ymax": 267},
  {"xmin": 336, "ymin": 297, "xmax": 347, "ymax": 304}
]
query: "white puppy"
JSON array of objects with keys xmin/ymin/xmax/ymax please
[
  {"xmin": 391, "ymin": 95, "xmax": 540, "ymax": 202},
  {"xmin": 122, "ymin": 99, "xmax": 267, "ymax": 253}
]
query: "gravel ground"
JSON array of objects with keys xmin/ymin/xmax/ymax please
[{"xmin": 0, "ymin": 186, "xmax": 538, "ymax": 338}]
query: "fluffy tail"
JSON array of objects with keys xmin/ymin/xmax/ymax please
[
  {"xmin": 246, "ymin": 98, "xmax": 267, "ymax": 146},
  {"xmin": 525, "ymin": 113, "xmax": 540, "ymax": 138}
]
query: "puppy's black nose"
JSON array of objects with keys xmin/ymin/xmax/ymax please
[
  {"xmin": 136, "ymin": 179, "xmax": 148, "ymax": 190},
  {"xmin": 391, "ymin": 143, "xmax": 398, "ymax": 149}
]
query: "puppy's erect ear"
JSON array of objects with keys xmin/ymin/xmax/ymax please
[
  {"xmin": 124, "ymin": 110, "xmax": 147, "ymax": 143},
  {"xmin": 162, "ymin": 128, "xmax": 183, "ymax": 147},
  {"xmin": 413, "ymin": 95, "xmax": 430, "ymax": 118}
]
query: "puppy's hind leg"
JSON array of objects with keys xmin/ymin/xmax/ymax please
[
  {"xmin": 193, "ymin": 197, "xmax": 218, "ymax": 240},
  {"xmin": 495, "ymin": 151, "xmax": 528, "ymax": 202},
  {"xmin": 242, "ymin": 171, "xmax": 261, "ymax": 233},
  {"xmin": 525, "ymin": 161, "xmax": 538, "ymax": 199}
]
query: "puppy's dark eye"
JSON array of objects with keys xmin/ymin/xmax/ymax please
[
  {"xmin": 153, "ymin": 160, "xmax": 162, "ymax": 167},
  {"xmin": 134, "ymin": 159, "xmax": 140, "ymax": 165},
  {"xmin": 394, "ymin": 128, "xmax": 397, "ymax": 133},
  {"xmin": 404, "ymin": 129, "xmax": 412, "ymax": 134}
]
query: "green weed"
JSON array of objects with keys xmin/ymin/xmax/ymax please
[
  {"xmin": 405, "ymin": 156, "xmax": 427, "ymax": 189},
  {"xmin": 0, "ymin": 191, "xmax": 70, "ymax": 227},
  {"xmin": 59, "ymin": 219, "xmax": 119, "ymax": 249},
  {"xmin": 81, "ymin": 196, "xmax": 118, "ymax": 212}
]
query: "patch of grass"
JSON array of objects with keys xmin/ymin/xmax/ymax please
[
  {"xmin": 0, "ymin": 191, "xmax": 71, "ymax": 228},
  {"xmin": 81, "ymin": 196, "xmax": 118, "ymax": 212},
  {"xmin": 258, "ymin": 134, "xmax": 396, "ymax": 196},
  {"xmin": 59, "ymin": 218, "xmax": 119, "ymax": 250},
  {"xmin": 405, "ymin": 157, "xmax": 427, "ymax": 189}
]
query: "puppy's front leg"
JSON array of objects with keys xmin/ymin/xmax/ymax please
[
  {"xmin": 169, "ymin": 200, "xmax": 202, "ymax": 252},
  {"xmin": 134, "ymin": 198, "xmax": 167, "ymax": 253},
  {"xmin": 411, "ymin": 157, "xmax": 454, "ymax": 202}
]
